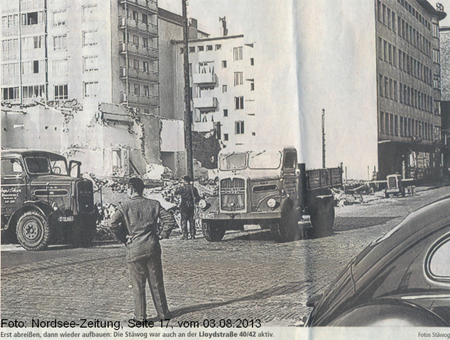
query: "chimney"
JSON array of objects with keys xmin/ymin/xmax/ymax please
[
  {"xmin": 189, "ymin": 18, "xmax": 198, "ymax": 39},
  {"xmin": 219, "ymin": 16, "xmax": 228, "ymax": 36}
]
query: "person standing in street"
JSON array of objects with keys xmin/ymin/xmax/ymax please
[
  {"xmin": 109, "ymin": 177, "xmax": 175, "ymax": 321},
  {"xmin": 175, "ymin": 175, "xmax": 200, "ymax": 240}
]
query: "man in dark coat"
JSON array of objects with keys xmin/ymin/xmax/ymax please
[
  {"xmin": 109, "ymin": 177, "xmax": 175, "ymax": 321},
  {"xmin": 174, "ymin": 176, "xmax": 200, "ymax": 240}
]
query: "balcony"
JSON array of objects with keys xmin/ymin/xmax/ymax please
[
  {"xmin": 121, "ymin": 92, "xmax": 158, "ymax": 107},
  {"xmin": 119, "ymin": 0, "xmax": 157, "ymax": 13},
  {"xmin": 121, "ymin": 68, "xmax": 158, "ymax": 83},
  {"xmin": 119, "ymin": 42, "xmax": 158, "ymax": 60},
  {"xmin": 193, "ymin": 121, "xmax": 214, "ymax": 133},
  {"xmin": 119, "ymin": 17, "xmax": 157, "ymax": 37},
  {"xmin": 22, "ymin": 23, "xmax": 45, "ymax": 36},
  {"xmin": 193, "ymin": 97, "xmax": 218, "ymax": 112},
  {"xmin": 192, "ymin": 73, "xmax": 218, "ymax": 88}
]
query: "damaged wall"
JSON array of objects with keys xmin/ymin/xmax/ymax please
[{"xmin": 192, "ymin": 131, "xmax": 221, "ymax": 169}]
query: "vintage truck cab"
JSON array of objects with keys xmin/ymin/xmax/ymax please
[
  {"xmin": 1, "ymin": 149, "xmax": 97, "ymax": 250},
  {"xmin": 197, "ymin": 147, "xmax": 341, "ymax": 242}
]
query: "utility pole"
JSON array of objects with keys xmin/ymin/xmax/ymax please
[
  {"xmin": 322, "ymin": 108, "xmax": 326, "ymax": 169},
  {"xmin": 182, "ymin": 0, "xmax": 194, "ymax": 179}
]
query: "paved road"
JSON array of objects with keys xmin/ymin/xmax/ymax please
[{"xmin": 1, "ymin": 185, "xmax": 449, "ymax": 327}]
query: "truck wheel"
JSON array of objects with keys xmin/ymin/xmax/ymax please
[
  {"xmin": 16, "ymin": 211, "xmax": 51, "ymax": 251},
  {"xmin": 385, "ymin": 191, "xmax": 390, "ymax": 198},
  {"xmin": 202, "ymin": 220, "xmax": 226, "ymax": 242},
  {"xmin": 310, "ymin": 197, "xmax": 335, "ymax": 238},
  {"xmin": 271, "ymin": 200, "xmax": 302, "ymax": 243},
  {"xmin": 71, "ymin": 215, "xmax": 96, "ymax": 247}
]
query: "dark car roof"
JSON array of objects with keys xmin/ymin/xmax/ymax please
[
  {"xmin": 357, "ymin": 196, "xmax": 450, "ymax": 267},
  {"xmin": 1, "ymin": 149, "xmax": 66, "ymax": 160}
]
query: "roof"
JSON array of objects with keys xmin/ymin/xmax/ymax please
[
  {"xmin": 173, "ymin": 34, "xmax": 245, "ymax": 45},
  {"xmin": 417, "ymin": 0, "xmax": 447, "ymax": 20}
]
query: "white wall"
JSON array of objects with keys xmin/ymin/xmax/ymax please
[{"xmin": 293, "ymin": 1, "xmax": 379, "ymax": 179}]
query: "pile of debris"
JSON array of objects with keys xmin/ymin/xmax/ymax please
[{"xmin": 332, "ymin": 181, "xmax": 384, "ymax": 206}]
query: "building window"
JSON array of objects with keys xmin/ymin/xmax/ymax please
[
  {"xmin": 433, "ymin": 49, "xmax": 440, "ymax": 63},
  {"xmin": 133, "ymin": 59, "xmax": 139, "ymax": 70},
  {"xmin": 53, "ymin": 35, "xmax": 67, "ymax": 50},
  {"xmin": 54, "ymin": 85, "xmax": 68, "ymax": 100},
  {"xmin": 134, "ymin": 83, "xmax": 140, "ymax": 96},
  {"xmin": 83, "ymin": 31, "xmax": 97, "ymax": 46},
  {"xmin": 133, "ymin": 35, "xmax": 139, "ymax": 46},
  {"xmin": 224, "ymin": 133, "xmax": 229, "ymax": 141},
  {"xmin": 250, "ymin": 58, "xmax": 254, "ymax": 65},
  {"xmin": 235, "ymin": 121, "xmax": 244, "ymax": 134},
  {"xmin": 2, "ymin": 87, "xmax": 19, "ymax": 100},
  {"xmin": 223, "ymin": 109, "xmax": 228, "ymax": 117},
  {"xmin": 189, "ymin": 46, "xmax": 195, "ymax": 53},
  {"xmin": 233, "ymin": 47, "xmax": 243, "ymax": 61},
  {"xmin": 432, "ymin": 23, "xmax": 439, "ymax": 38},
  {"xmin": 198, "ymin": 46, "xmax": 204, "ymax": 52},
  {"xmin": 143, "ymin": 38, "xmax": 148, "ymax": 48},
  {"xmin": 33, "ymin": 60, "xmax": 39, "ymax": 73},
  {"xmin": 2, "ymin": 63, "xmax": 18, "ymax": 79},
  {"xmin": 250, "ymin": 82, "xmax": 255, "ymax": 91},
  {"xmin": 82, "ymin": 5, "xmax": 97, "ymax": 22},
  {"xmin": 222, "ymin": 60, "xmax": 227, "ymax": 68},
  {"xmin": 53, "ymin": 11, "xmax": 66, "ymax": 26},
  {"xmin": 2, "ymin": 38, "xmax": 18, "ymax": 61},
  {"xmin": 215, "ymin": 44, "xmax": 222, "ymax": 50},
  {"xmin": 143, "ymin": 61, "xmax": 149, "ymax": 72},
  {"xmin": 234, "ymin": 72, "xmax": 243, "ymax": 86},
  {"xmin": 52, "ymin": 59, "xmax": 68, "ymax": 76},
  {"xmin": 142, "ymin": 14, "xmax": 148, "ymax": 24},
  {"xmin": 235, "ymin": 96, "xmax": 244, "ymax": 110},
  {"xmin": 23, "ymin": 85, "xmax": 45, "ymax": 99},
  {"xmin": 84, "ymin": 82, "xmax": 98, "ymax": 98},
  {"xmin": 34, "ymin": 36, "xmax": 42, "ymax": 49},
  {"xmin": 206, "ymin": 45, "xmax": 213, "ymax": 51},
  {"xmin": 222, "ymin": 85, "xmax": 227, "ymax": 93},
  {"xmin": 133, "ymin": 11, "xmax": 139, "ymax": 21},
  {"xmin": 22, "ymin": 12, "xmax": 41, "ymax": 26},
  {"xmin": 83, "ymin": 56, "xmax": 98, "ymax": 72}
]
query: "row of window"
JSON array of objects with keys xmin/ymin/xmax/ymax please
[
  {"xmin": 395, "ymin": 0, "xmax": 431, "ymax": 30},
  {"xmin": 188, "ymin": 44, "xmax": 222, "ymax": 53},
  {"xmin": 123, "ymin": 32, "xmax": 155, "ymax": 49},
  {"xmin": 1, "ymin": 6, "xmax": 99, "ymax": 30},
  {"xmin": 130, "ymin": 58, "xmax": 155, "ymax": 73},
  {"xmin": 1, "ymin": 83, "xmax": 98, "ymax": 101},
  {"xmin": 377, "ymin": 1, "xmax": 433, "ymax": 57},
  {"xmin": 379, "ymin": 111, "xmax": 435, "ymax": 141},
  {"xmin": 127, "ymin": 8, "xmax": 153, "ymax": 25},
  {"xmin": 129, "ymin": 82, "xmax": 156, "ymax": 97},
  {"xmin": 379, "ymin": 73, "xmax": 434, "ymax": 113},
  {"xmin": 378, "ymin": 37, "xmax": 434, "ymax": 87}
]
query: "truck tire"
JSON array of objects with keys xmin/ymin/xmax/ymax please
[
  {"xmin": 71, "ymin": 215, "xmax": 96, "ymax": 248},
  {"xmin": 202, "ymin": 220, "xmax": 226, "ymax": 242},
  {"xmin": 310, "ymin": 197, "xmax": 335, "ymax": 238},
  {"xmin": 16, "ymin": 211, "xmax": 51, "ymax": 251},
  {"xmin": 271, "ymin": 199, "xmax": 302, "ymax": 243}
]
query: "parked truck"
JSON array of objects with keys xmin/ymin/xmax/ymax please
[
  {"xmin": 1, "ymin": 149, "xmax": 97, "ymax": 250},
  {"xmin": 196, "ymin": 147, "xmax": 342, "ymax": 242}
]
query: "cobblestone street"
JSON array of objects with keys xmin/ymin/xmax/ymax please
[{"xmin": 2, "ymin": 185, "xmax": 449, "ymax": 328}]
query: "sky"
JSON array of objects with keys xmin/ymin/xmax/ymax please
[{"xmin": 159, "ymin": 0, "xmax": 450, "ymax": 34}]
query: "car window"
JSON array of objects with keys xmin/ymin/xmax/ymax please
[
  {"xmin": 1, "ymin": 158, "xmax": 24, "ymax": 176},
  {"xmin": 428, "ymin": 235, "xmax": 450, "ymax": 279},
  {"xmin": 25, "ymin": 157, "xmax": 51, "ymax": 174}
]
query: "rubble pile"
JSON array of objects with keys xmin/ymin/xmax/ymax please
[{"xmin": 332, "ymin": 181, "xmax": 383, "ymax": 206}]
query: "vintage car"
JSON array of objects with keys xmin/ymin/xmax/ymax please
[{"xmin": 306, "ymin": 196, "xmax": 450, "ymax": 326}]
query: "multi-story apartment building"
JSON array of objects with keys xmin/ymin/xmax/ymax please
[
  {"xmin": 182, "ymin": 34, "xmax": 256, "ymax": 148},
  {"xmin": 439, "ymin": 26, "xmax": 450, "ymax": 179},
  {"xmin": 375, "ymin": 0, "xmax": 446, "ymax": 179},
  {"xmin": 1, "ymin": 0, "xmax": 187, "ymax": 177},
  {"xmin": 2, "ymin": 0, "xmax": 159, "ymax": 113}
]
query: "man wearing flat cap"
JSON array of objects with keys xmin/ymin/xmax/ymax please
[{"xmin": 109, "ymin": 177, "xmax": 175, "ymax": 321}]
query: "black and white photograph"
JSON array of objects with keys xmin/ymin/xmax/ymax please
[{"xmin": 1, "ymin": 0, "xmax": 450, "ymax": 339}]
